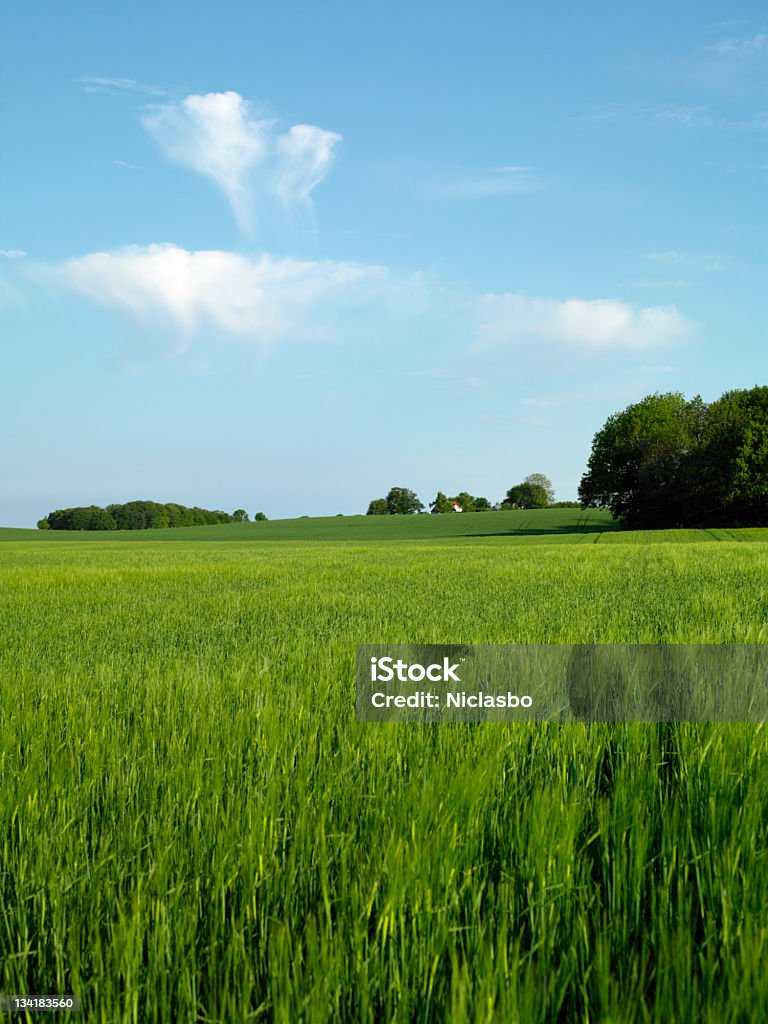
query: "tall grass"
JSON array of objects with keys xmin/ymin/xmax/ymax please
[{"xmin": 1, "ymin": 540, "xmax": 767, "ymax": 1021}]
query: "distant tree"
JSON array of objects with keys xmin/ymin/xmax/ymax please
[
  {"xmin": 549, "ymin": 500, "xmax": 581, "ymax": 508},
  {"xmin": 453, "ymin": 491, "xmax": 476, "ymax": 513},
  {"xmin": 505, "ymin": 482, "xmax": 548, "ymax": 509},
  {"xmin": 37, "ymin": 518, "xmax": 50, "ymax": 530},
  {"xmin": 232, "ymin": 509, "xmax": 250, "ymax": 522},
  {"xmin": 385, "ymin": 487, "xmax": 424, "ymax": 515},
  {"xmin": 473, "ymin": 496, "xmax": 492, "ymax": 511},
  {"xmin": 523, "ymin": 474, "xmax": 555, "ymax": 505},
  {"xmin": 42, "ymin": 500, "xmax": 235, "ymax": 531},
  {"xmin": 430, "ymin": 491, "xmax": 453, "ymax": 514},
  {"xmin": 253, "ymin": 511, "xmax": 268, "ymax": 521},
  {"xmin": 366, "ymin": 498, "xmax": 388, "ymax": 516}
]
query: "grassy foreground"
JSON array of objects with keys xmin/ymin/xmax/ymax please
[{"xmin": 1, "ymin": 525, "xmax": 768, "ymax": 1022}]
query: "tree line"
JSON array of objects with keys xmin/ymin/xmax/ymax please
[
  {"xmin": 578, "ymin": 386, "xmax": 768, "ymax": 528},
  {"xmin": 367, "ymin": 386, "xmax": 768, "ymax": 529},
  {"xmin": 38, "ymin": 501, "xmax": 268, "ymax": 531},
  {"xmin": 36, "ymin": 386, "xmax": 767, "ymax": 532},
  {"xmin": 366, "ymin": 477, "xmax": 579, "ymax": 515}
]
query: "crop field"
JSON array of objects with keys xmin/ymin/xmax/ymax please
[{"xmin": 1, "ymin": 516, "xmax": 768, "ymax": 1022}]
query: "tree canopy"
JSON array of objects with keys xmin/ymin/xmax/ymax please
[
  {"xmin": 429, "ymin": 491, "xmax": 453, "ymax": 514},
  {"xmin": 428, "ymin": 491, "xmax": 492, "ymax": 513},
  {"xmin": 39, "ymin": 501, "xmax": 247, "ymax": 531},
  {"xmin": 369, "ymin": 483, "xmax": 543, "ymax": 516},
  {"xmin": 522, "ymin": 474, "xmax": 555, "ymax": 505},
  {"xmin": 385, "ymin": 487, "xmax": 424, "ymax": 515},
  {"xmin": 579, "ymin": 387, "xmax": 768, "ymax": 528},
  {"xmin": 366, "ymin": 498, "xmax": 389, "ymax": 516},
  {"xmin": 505, "ymin": 481, "xmax": 548, "ymax": 509},
  {"xmin": 45, "ymin": 506, "xmax": 117, "ymax": 531}
]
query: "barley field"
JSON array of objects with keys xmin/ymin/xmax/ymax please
[{"xmin": 1, "ymin": 520, "xmax": 767, "ymax": 1022}]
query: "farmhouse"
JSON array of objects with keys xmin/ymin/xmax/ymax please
[{"xmin": 449, "ymin": 500, "xmax": 463, "ymax": 512}]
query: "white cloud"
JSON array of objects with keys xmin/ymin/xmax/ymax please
[
  {"xmin": 478, "ymin": 294, "xmax": 690, "ymax": 352},
  {"xmin": 275, "ymin": 124, "xmax": 342, "ymax": 206},
  {"xmin": 142, "ymin": 93, "xmax": 271, "ymax": 233},
  {"xmin": 55, "ymin": 243, "xmax": 385, "ymax": 347},
  {"xmin": 0, "ymin": 249, "xmax": 26, "ymax": 259},
  {"xmin": 141, "ymin": 92, "xmax": 341, "ymax": 233}
]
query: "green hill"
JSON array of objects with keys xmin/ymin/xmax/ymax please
[
  {"xmin": 1, "ymin": 508, "xmax": 614, "ymax": 542},
  {"xmin": 3, "ymin": 507, "xmax": 768, "ymax": 544}
]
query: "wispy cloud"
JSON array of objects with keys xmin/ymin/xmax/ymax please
[
  {"xmin": 407, "ymin": 369, "xmax": 488, "ymax": 392},
  {"xmin": 622, "ymin": 279, "xmax": 690, "ymax": 290},
  {"xmin": 141, "ymin": 92, "xmax": 341, "ymax": 234},
  {"xmin": 646, "ymin": 250, "xmax": 730, "ymax": 272},
  {"xmin": 52, "ymin": 244, "xmax": 385, "ymax": 349},
  {"xmin": 581, "ymin": 103, "xmax": 768, "ymax": 132},
  {"xmin": 477, "ymin": 294, "xmax": 690, "ymax": 352},
  {"xmin": 428, "ymin": 165, "xmax": 543, "ymax": 198},
  {"xmin": 521, "ymin": 397, "xmax": 557, "ymax": 408},
  {"xmin": 79, "ymin": 76, "xmax": 165, "ymax": 96},
  {"xmin": 0, "ymin": 249, "xmax": 26, "ymax": 259},
  {"xmin": 706, "ymin": 32, "xmax": 767, "ymax": 56},
  {"xmin": 275, "ymin": 124, "xmax": 341, "ymax": 206}
]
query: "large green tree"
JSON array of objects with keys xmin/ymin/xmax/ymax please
[
  {"xmin": 385, "ymin": 487, "xmax": 424, "ymax": 515},
  {"xmin": 574, "ymin": 389, "xmax": 768, "ymax": 528},
  {"xmin": 505, "ymin": 482, "xmax": 548, "ymax": 509},
  {"xmin": 523, "ymin": 474, "xmax": 555, "ymax": 505},
  {"xmin": 697, "ymin": 386, "xmax": 768, "ymax": 525}
]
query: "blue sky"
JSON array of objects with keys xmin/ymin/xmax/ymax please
[{"xmin": 2, "ymin": 1, "xmax": 766, "ymax": 526}]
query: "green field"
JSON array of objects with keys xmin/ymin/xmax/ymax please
[
  {"xmin": 2, "ymin": 511, "xmax": 767, "ymax": 1022},
  {"xmin": 5, "ymin": 507, "xmax": 768, "ymax": 546},
  {"xmin": 2, "ymin": 507, "xmax": 616, "ymax": 543}
]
